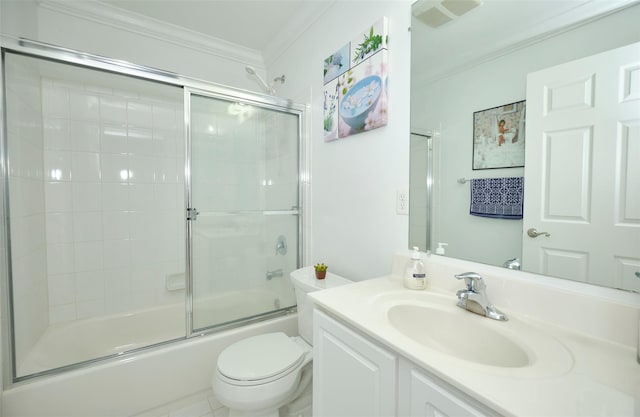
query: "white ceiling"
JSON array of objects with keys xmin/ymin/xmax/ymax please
[{"xmin": 101, "ymin": 0, "xmax": 328, "ymax": 52}]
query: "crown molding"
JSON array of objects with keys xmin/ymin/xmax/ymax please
[
  {"xmin": 262, "ymin": 0, "xmax": 336, "ymax": 68},
  {"xmin": 37, "ymin": 0, "xmax": 265, "ymax": 68}
]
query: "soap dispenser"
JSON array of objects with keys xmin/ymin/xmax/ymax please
[
  {"xmin": 404, "ymin": 247, "xmax": 427, "ymax": 290},
  {"xmin": 435, "ymin": 242, "xmax": 448, "ymax": 255}
]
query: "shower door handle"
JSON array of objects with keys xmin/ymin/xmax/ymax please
[{"xmin": 187, "ymin": 207, "xmax": 200, "ymax": 221}]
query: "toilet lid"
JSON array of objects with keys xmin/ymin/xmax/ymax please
[{"xmin": 217, "ymin": 332, "xmax": 306, "ymax": 382}]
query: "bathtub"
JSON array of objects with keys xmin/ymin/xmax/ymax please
[
  {"xmin": 4, "ymin": 290, "xmax": 298, "ymax": 417},
  {"xmin": 16, "ymin": 288, "xmax": 286, "ymax": 377},
  {"xmin": 16, "ymin": 303, "xmax": 185, "ymax": 377}
]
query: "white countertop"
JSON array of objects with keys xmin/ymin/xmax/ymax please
[{"xmin": 310, "ymin": 254, "xmax": 640, "ymax": 417}]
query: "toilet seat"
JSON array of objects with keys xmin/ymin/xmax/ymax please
[{"xmin": 217, "ymin": 332, "xmax": 308, "ymax": 386}]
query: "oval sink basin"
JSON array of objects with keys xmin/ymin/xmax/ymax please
[{"xmin": 388, "ymin": 304, "xmax": 530, "ymax": 368}]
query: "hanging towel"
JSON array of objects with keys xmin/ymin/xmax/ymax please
[{"xmin": 470, "ymin": 177, "xmax": 523, "ymax": 219}]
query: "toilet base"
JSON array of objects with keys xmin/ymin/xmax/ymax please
[
  {"xmin": 224, "ymin": 377, "xmax": 312, "ymax": 417},
  {"xmin": 219, "ymin": 362, "xmax": 312, "ymax": 417}
]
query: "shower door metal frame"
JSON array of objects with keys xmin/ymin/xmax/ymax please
[
  {"xmin": 184, "ymin": 86, "xmax": 305, "ymax": 338},
  {"xmin": 0, "ymin": 35, "xmax": 307, "ymax": 385},
  {"xmin": 409, "ymin": 130, "xmax": 433, "ymax": 252}
]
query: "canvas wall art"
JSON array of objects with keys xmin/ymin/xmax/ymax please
[
  {"xmin": 323, "ymin": 17, "xmax": 388, "ymax": 141},
  {"xmin": 472, "ymin": 100, "xmax": 526, "ymax": 169}
]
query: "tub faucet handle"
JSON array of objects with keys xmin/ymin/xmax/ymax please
[{"xmin": 275, "ymin": 235, "xmax": 287, "ymax": 256}]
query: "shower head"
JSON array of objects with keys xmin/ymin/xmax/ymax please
[
  {"xmin": 245, "ymin": 66, "xmax": 285, "ymax": 96},
  {"xmin": 245, "ymin": 65, "xmax": 275, "ymax": 95}
]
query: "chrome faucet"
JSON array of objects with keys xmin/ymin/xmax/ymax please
[
  {"xmin": 502, "ymin": 257, "xmax": 521, "ymax": 270},
  {"xmin": 266, "ymin": 268, "xmax": 284, "ymax": 280},
  {"xmin": 454, "ymin": 272, "xmax": 507, "ymax": 321}
]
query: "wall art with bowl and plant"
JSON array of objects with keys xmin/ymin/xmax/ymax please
[{"xmin": 323, "ymin": 17, "xmax": 388, "ymax": 142}]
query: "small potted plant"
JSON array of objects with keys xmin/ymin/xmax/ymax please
[{"xmin": 314, "ymin": 263, "xmax": 328, "ymax": 280}]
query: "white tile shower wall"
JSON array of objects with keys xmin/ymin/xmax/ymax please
[
  {"xmin": 5, "ymin": 57, "xmax": 50, "ymax": 366},
  {"xmin": 41, "ymin": 78, "xmax": 185, "ymax": 323}
]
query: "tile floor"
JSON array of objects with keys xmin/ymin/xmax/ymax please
[{"xmin": 132, "ymin": 385, "xmax": 312, "ymax": 417}]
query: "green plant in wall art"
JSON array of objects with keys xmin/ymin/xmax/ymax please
[
  {"xmin": 321, "ymin": 17, "xmax": 389, "ymax": 142},
  {"xmin": 353, "ymin": 25, "xmax": 386, "ymax": 63}
]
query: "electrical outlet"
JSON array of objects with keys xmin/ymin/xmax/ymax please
[{"xmin": 396, "ymin": 190, "xmax": 409, "ymax": 215}]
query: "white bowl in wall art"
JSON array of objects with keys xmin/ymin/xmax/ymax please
[{"xmin": 339, "ymin": 75, "xmax": 382, "ymax": 131}]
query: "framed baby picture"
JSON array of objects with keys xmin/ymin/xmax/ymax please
[{"xmin": 472, "ymin": 100, "xmax": 526, "ymax": 170}]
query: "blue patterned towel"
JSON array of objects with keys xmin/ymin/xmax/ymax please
[{"xmin": 470, "ymin": 177, "xmax": 523, "ymax": 219}]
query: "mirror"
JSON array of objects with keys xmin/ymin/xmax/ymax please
[{"xmin": 409, "ymin": 0, "xmax": 640, "ymax": 291}]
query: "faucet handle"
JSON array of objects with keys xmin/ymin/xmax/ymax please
[{"xmin": 454, "ymin": 272, "xmax": 485, "ymax": 292}]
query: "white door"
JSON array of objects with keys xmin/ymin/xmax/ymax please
[{"xmin": 523, "ymin": 42, "xmax": 640, "ymax": 291}]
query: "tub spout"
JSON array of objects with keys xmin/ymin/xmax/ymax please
[{"xmin": 266, "ymin": 269, "xmax": 284, "ymax": 280}]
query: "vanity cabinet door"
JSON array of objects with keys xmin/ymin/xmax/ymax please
[
  {"xmin": 398, "ymin": 359, "xmax": 495, "ymax": 417},
  {"xmin": 313, "ymin": 309, "xmax": 397, "ymax": 417}
]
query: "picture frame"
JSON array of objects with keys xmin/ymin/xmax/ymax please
[
  {"xmin": 472, "ymin": 100, "xmax": 526, "ymax": 170},
  {"xmin": 322, "ymin": 17, "xmax": 388, "ymax": 142}
]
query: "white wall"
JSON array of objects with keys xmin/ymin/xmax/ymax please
[
  {"xmin": 0, "ymin": 0, "xmax": 39, "ymax": 40},
  {"xmin": 411, "ymin": 3, "xmax": 640, "ymax": 267},
  {"xmin": 268, "ymin": 1, "xmax": 413, "ymax": 280}
]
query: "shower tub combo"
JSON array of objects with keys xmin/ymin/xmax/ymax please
[{"xmin": 0, "ymin": 36, "xmax": 306, "ymax": 416}]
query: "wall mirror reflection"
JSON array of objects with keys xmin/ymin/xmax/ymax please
[{"xmin": 409, "ymin": 0, "xmax": 640, "ymax": 292}]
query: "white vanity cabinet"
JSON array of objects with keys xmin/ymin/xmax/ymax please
[
  {"xmin": 398, "ymin": 359, "xmax": 495, "ymax": 417},
  {"xmin": 313, "ymin": 309, "xmax": 397, "ymax": 416},
  {"xmin": 313, "ymin": 309, "xmax": 496, "ymax": 417}
]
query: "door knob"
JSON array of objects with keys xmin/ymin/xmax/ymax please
[{"xmin": 527, "ymin": 228, "xmax": 550, "ymax": 238}]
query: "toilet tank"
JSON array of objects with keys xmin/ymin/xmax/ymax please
[{"xmin": 290, "ymin": 266, "xmax": 352, "ymax": 344}]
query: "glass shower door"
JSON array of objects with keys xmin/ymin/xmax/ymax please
[
  {"xmin": 188, "ymin": 92, "xmax": 300, "ymax": 332},
  {"xmin": 2, "ymin": 51, "xmax": 186, "ymax": 380}
]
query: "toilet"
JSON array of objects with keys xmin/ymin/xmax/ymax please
[{"xmin": 212, "ymin": 266, "xmax": 352, "ymax": 417}]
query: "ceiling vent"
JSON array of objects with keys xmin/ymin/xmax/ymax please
[{"xmin": 412, "ymin": 0, "xmax": 482, "ymax": 28}]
